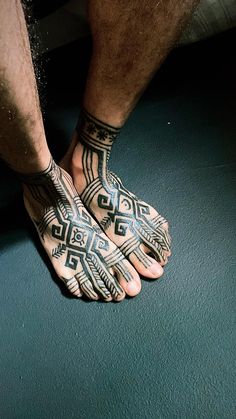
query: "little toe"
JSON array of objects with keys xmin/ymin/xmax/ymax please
[
  {"xmin": 128, "ymin": 246, "xmax": 164, "ymax": 279},
  {"xmin": 63, "ymin": 276, "xmax": 83, "ymax": 298},
  {"xmin": 113, "ymin": 259, "xmax": 141, "ymax": 298},
  {"xmin": 161, "ymin": 221, "xmax": 169, "ymax": 231},
  {"xmin": 154, "ymin": 226, "xmax": 171, "ymax": 253}
]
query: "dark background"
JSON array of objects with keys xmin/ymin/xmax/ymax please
[{"xmin": 0, "ymin": 20, "xmax": 236, "ymax": 419}]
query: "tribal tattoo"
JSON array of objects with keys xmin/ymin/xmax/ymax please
[
  {"xmin": 22, "ymin": 158, "xmax": 133, "ymax": 301},
  {"xmin": 75, "ymin": 109, "xmax": 171, "ymax": 265}
]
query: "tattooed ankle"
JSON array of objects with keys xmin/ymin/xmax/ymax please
[
  {"xmin": 17, "ymin": 156, "xmax": 57, "ymax": 185},
  {"xmin": 74, "ymin": 109, "xmax": 171, "ymax": 265},
  {"xmin": 76, "ymin": 108, "xmax": 121, "ymax": 152}
]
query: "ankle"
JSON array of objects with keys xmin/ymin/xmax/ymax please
[
  {"xmin": 19, "ymin": 156, "xmax": 58, "ymax": 186},
  {"xmin": 71, "ymin": 140, "xmax": 85, "ymax": 173}
]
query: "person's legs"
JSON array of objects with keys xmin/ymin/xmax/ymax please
[
  {"xmin": 0, "ymin": 0, "xmax": 143, "ymax": 301},
  {"xmin": 62, "ymin": 0, "xmax": 199, "ymax": 276}
]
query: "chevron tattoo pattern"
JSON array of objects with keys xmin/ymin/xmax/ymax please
[
  {"xmin": 76, "ymin": 109, "xmax": 171, "ymax": 264},
  {"xmin": 21, "ymin": 158, "xmax": 130, "ymax": 300}
]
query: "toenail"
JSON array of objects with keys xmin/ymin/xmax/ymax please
[
  {"xmin": 115, "ymin": 294, "xmax": 125, "ymax": 302},
  {"xmin": 126, "ymin": 280, "xmax": 141, "ymax": 295},
  {"xmin": 148, "ymin": 263, "xmax": 163, "ymax": 276}
]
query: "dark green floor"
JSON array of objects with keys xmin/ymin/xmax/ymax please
[{"xmin": 0, "ymin": 30, "xmax": 236, "ymax": 418}]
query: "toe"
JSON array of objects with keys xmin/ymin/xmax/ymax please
[
  {"xmin": 150, "ymin": 214, "xmax": 171, "ymax": 248},
  {"xmin": 93, "ymin": 265, "xmax": 126, "ymax": 301},
  {"xmin": 62, "ymin": 276, "xmax": 83, "ymax": 298},
  {"xmin": 154, "ymin": 226, "xmax": 171, "ymax": 253},
  {"xmin": 151, "ymin": 213, "xmax": 168, "ymax": 230},
  {"xmin": 128, "ymin": 246, "xmax": 164, "ymax": 279},
  {"xmin": 94, "ymin": 279, "xmax": 113, "ymax": 301},
  {"xmin": 161, "ymin": 221, "xmax": 169, "ymax": 231},
  {"xmin": 145, "ymin": 240, "xmax": 170, "ymax": 264},
  {"xmin": 87, "ymin": 263, "xmax": 113, "ymax": 301},
  {"xmin": 113, "ymin": 259, "xmax": 141, "ymax": 297},
  {"xmin": 80, "ymin": 280, "xmax": 99, "ymax": 300},
  {"xmin": 75, "ymin": 272, "xmax": 99, "ymax": 300}
]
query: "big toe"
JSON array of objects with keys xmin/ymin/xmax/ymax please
[{"xmin": 128, "ymin": 246, "xmax": 164, "ymax": 279}]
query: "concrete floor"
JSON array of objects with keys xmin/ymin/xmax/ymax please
[{"xmin": 0, "ymin": 30, "xmax": 236, "ymax": 418}]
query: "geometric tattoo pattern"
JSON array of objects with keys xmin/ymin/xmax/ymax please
[
  {"xmin": 21, "ymin": 158, "xmax": 132, "ymax": 300},
  {"xmin": 76, "ymin": 109, "xmax": 171, "ymax": 265}
]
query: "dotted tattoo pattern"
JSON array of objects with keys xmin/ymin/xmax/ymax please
[
  {"xmin": 21, "ymin": 158, "xmax": 131, "ymax": 300},
  {"xmin": 76, "ymin": 109, "xmax": 171, "ymax": 264}
]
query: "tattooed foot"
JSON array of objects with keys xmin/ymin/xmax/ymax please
[
  {"xmin": 61, "ymin": 109, "xmax": 171, "ymax": 279},
  {"xmin": 22, "ymin": 158, "xmax": 141, "ymax": 301}
]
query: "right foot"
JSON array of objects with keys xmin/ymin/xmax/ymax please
[
  {"xmin": 22, "ymin": 158, "xmax": 141, "ymax": 301},
  {"xmin": 61, "ymin": 110, "xmax": 171, "ymax": 280}
]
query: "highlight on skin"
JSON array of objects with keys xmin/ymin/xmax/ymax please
[
  {"xmin": 71, "ymin": 109, "xmax": 171, "ymax": 277},
  {"xmin": 22, "ymin": 158, "xmax": 141, "ymax": 301}
]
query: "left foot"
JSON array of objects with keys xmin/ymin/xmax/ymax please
[{"xmin": 61, "ymin": 109, "xmax": 171, "ymax": 279}]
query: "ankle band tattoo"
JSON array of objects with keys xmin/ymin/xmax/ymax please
[
  {"xmin": 74, "ymin": 110, "xmax": 171, "ymax": 264},
  {"xmin": 18, "ymin": 157, "xmax": 58, "ymax": 185},
  {"xmin": 76, "ymin": 108, "xmax": 121, "ymax": 152}
]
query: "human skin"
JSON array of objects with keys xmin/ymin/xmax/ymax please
[
  {"xmin": 0, "ymin": 0, "xmax": 199, "ymax": 300},
  {"xmin": 0, "ymin": 0, "xmax": 142, "ymax": 301},
  {"xmin": 62, "ymin": 0, "xmax": 199, "ymax": 276}
]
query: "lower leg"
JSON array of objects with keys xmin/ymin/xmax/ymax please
[
  {"xmin": 0, "ymin": 0, "xmax": 50, "ymax": 173},
  {"xmin": 66, "ymin": 0, "xmax": 199, "ymax": 276},
  {"xmin": 0, "ymin": 0, "xmax": 140, "ymax": 300},
  {"xmin": 84, "ymin": 0, "xmax": 199, "ymax": 126}
]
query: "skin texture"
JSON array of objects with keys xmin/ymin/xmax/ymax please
[
  {"xmin": 83, "ymin": 0, "xmax": 200, "ymax": 126},
  {"xmin": 0, "ymin": 0, "xmax": 50, "ymax": 173},
  {"xmin": 62, "ymin": 0, "xmax": 199, "ymax": 275},
  {"xmin": 0, "ymin": 0, "xmax": 199, "ymax": 300},
  {"xmin": 69, "ymin": 109, "xmax": 170, "ymax": 278},
  {"xmin": 22, "ymin": 159, "xmax": 141, "ymax": 301},
  {"xmin": 0, "ymin": 0, "xmax": 141, "ymax": 301}
]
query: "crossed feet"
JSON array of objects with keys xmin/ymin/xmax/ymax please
[{"xmin": 23, "ymin": 109, "xmax": 171, "ymax": 302}]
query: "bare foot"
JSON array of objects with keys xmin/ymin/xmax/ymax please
[
  {"xmin": 61, "ymin": 110, "xmax": 171, "ymax": 279},
  {"xmin": 22, "ymin": 158, "xmax": 141, "ymax": 301}
]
